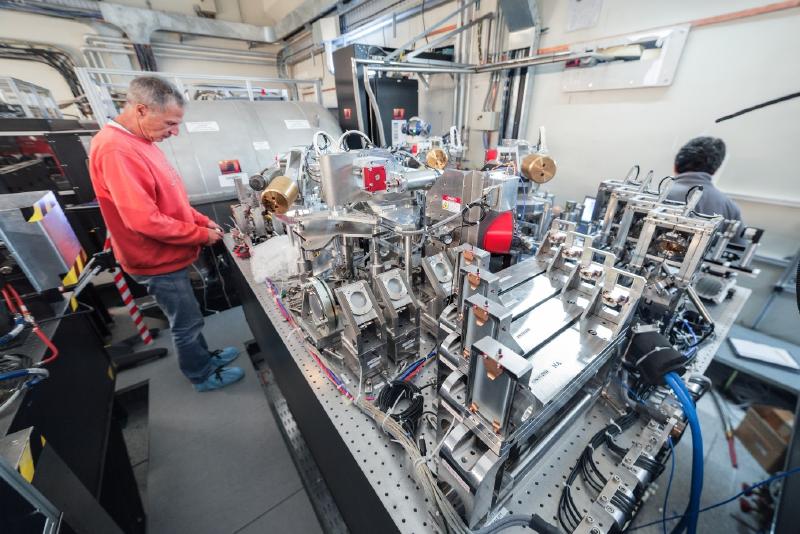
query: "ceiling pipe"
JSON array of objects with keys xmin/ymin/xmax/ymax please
[{"xmin": 85, "ymin": 35, "xmax": 278, "ymax": 60}]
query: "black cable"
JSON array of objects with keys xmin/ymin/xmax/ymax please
[
  {"xmin": 36, "ymin": 302, "xmax": 96, "ymax": 324},
  {"xmin": 658, "ymin": 176, "xmax": 674, "ymax": 195},
  {"xmin": 688, "ymin": 322, "xmax": 715, "ymax": 349},
  {"xmin": 685, "ymin": 185, "xmax": 703, "ymax": 204},
  {"xmin": 715, "ymin": 91, "xmax": 800, "ymax": 123},
  {"xmin": 461, "ymin": 201, "xmax": 489, "ymax": 227},
  {"xmin": 376, "ymin": 380, "xmax": 424, "ymax": 435}
]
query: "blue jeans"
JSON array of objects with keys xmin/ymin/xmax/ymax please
[{"xmin": 132, "ymin": 268, "xmax": 215, "ymax": 383}]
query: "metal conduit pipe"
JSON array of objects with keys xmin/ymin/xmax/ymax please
[
  {"xmin": 83, "ymin": 39, "xmax": 277, "ymax": 66},
  {"xmin": 356, "ymin": 50, "xmax": 587, "ymax": 75},
  {"xmin": 82, "ymin": 46, "xmax": 277, "ymax": 67},
  {"xmin": 86, "ymin": 35, "xmax": 278, "ymax": 59},
  {"xmin": 476, "ymin": 50, "xmax": 589, "ymax": 72},
  {"xmin": 361, "ymin": 65, "xmax": 474, "ymax": 74}
]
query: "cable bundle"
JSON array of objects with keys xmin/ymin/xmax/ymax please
[
  {"xmin": 558, "ymin": 410, "xmax": 639, "ymax": 532},
  {"xmin": 376, "ymin": 380, "xmax": 424, "ymax": 436}
]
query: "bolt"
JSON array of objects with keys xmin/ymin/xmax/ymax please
[
  {"xmin": 606, "ymin": 505, "xmax": 615, "ymax": 513},
  {"xmin": 613, "ymin": 475, "xmax": 621, "ymax": 482},
  {"xmin": 600, "ymin": 495, "xmax": 608, "ymax": 503},
  {"xmin": 590, "ymin": 529, "xmax": 601, "ymax": 534},
  {"xmin": 587, "ymin": 516, "xmax": 595, "ymax": 523}
]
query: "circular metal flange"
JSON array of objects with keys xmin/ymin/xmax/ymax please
[
  {"xmin": 426, "ymin": 148, "xmax": 449, "ymax": 170},
  {"xmin": 520, "ymin": 153, "xmax": 557, "ymax": 184},
  {"xmin": 346, "ymin": 288, "xmax": 373, "ymax": 315},
  {"xmin": 431, "ymin": 259, "xmax": 453, "ymax": 284},
  {"xmin": 261, "ymin": 175, "xmax": 299, "ymax": 214},
  {"xmin": 384, "ymin": 275, "xmax": 407, "ymax": 300}
]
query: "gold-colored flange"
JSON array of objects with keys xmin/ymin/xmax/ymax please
[
  {"xmin": 260, "ymin": 175, "xmax": 299, "ymax": 214},
  {"xmin": 426, "ymin": 148, "xmax": 449, "ymax": 170},
  {"xmin": 520, "ymin": 153, "xmax": 557, "ymax": 184}
]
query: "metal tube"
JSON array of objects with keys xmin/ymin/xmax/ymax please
[
  {"xmin": 686, "ymin": 286, "xmax": 714, "ymax": 326},
  {"xmin": 81, "ymin": 46, "xmax": 278, "ymax": 66},
  {"xmin": 476, "ymin": 51, "xmax": 585, "ymax": 72},
  {"xmin": 404, "ymin": 234, "xmax": 414, "ymax": 281},
  {"xmin": 76, "ymin": 66, "xmax": 319, "ymax": 85},
  {"xmin": 355, "ymin": 58, "xmax": 475, "ymax": 69},
  {"xmin": 354, "ymin": 52, "xmax": 588, "ymax": 75},
  {"xmin": 370, "ymin": 237, "xmax": 382, "ymax": 278},
  {"xmin": 86, "ymin": 34, "xmax": 277, "ymax": 59},
  {"xmin": 507, "ymin": 393, "xmax": 594, "ymax": 482},
  {"xmin": 351, "ymin": 58, "xmax": 366, "ymax": 133},
  {"xmin": 363, "ymin": 66, "xmax": 387, "ymax": 146},
  {"xmin": 404, "ymin": 169, "xmax": 439, "ymax": 190}
]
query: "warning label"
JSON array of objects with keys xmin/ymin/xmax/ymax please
[{"xmin": 441, "ymin": 195, "xmax": 462, "ymax": 213}]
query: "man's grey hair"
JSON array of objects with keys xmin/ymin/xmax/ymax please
[{"xmin": 127, "ymin": 76, "xmax": 185, "ymax": 109}]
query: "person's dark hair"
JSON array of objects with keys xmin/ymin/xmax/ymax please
[
  {"xmin": 127, "ymin": 76, "xmax": 184, "ymax": 109},
  {"xmin": 674, "ymin": 136, "xmax": 726, "ymax": 175}
]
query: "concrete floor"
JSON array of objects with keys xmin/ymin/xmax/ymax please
[
  {"xmin": 114, "ymin": 307, "xmax": 323, "ymax": 534},
  {"xmin": 628, "ymin": 394, "xmax": 769, "ymax": 534}
]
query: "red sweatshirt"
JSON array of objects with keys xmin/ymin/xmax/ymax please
[{"xmin": 89, "ymin": 123, "xmax": 211, "ymax": 275}]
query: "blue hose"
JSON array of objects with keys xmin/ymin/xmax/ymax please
[
  {"xmin": 0, "ymin": 368, "xmax": 30, "ymax": 382},
  {"xmin": 664, "ymin": 372, "xmax": 703, "ymax": 534},
  {"xmin": 0, "ymin": 315, "xmax": 26, "ymax": 346}
]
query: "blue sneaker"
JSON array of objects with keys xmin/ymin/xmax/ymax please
[
  {"xmin": 211, "ymin": 347, "xmax": 240, "ymax": 367},
  {"xmin": 194, "ymin": 366, "xmax": 245, "ymax": 392}
]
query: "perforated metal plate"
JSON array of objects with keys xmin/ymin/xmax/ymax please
[{"xmin": 228, "ymin": 237, "xmax": 748, "ymax": 533}]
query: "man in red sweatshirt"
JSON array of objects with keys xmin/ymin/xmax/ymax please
[{"xmin": 89, "ymin": 76, "xmax": 244, "ymax": 392}]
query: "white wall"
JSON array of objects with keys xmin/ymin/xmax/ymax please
[{"xmin": 526, "ymin": 0, "xmax": 800, "ymax": 258}]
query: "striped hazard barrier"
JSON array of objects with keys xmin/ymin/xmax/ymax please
[{"xmin": 104, "ymin": 236, "xmax": 154, "ymax": 346}]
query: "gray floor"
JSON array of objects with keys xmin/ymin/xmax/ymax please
[
  {"xmin": 628, "ymin": 394, "xmax": 768, "ymax": 534},
  {"xmin": 115, "ymin": 307, "xmax": 323, "ymax": 534}
]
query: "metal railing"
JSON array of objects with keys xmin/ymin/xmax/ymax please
[{"xmin": 74, "ymin": 67, "xmax": 323, "ymax": 125}]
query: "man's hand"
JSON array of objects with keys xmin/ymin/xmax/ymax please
[
  {"xmin": 205, "ymin": 227, "xmax": 223, "ymax": 245},
  {"xmin": 207, "ymin": 220, "xmax": 222, "ymax": 232}
]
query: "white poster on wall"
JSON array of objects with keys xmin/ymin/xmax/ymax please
[
  {"xmin": 218, "ymin": 172, "xmax": 247, "ymax": 188},
  {"xmin": 284, "ymin": 119, "xmax": 311, "ymax": 130},
  {"xmin": 185, "ymin": 121, "xmax": 220, "ymax": 133},
  {"xmin": 567, "ymin": 0, "xmax": 603, "ymax": 32}
]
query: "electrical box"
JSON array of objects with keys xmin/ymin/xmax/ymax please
[{"xmin": 472, "ymin": 111, "xmax": 500, "ymax": 131}]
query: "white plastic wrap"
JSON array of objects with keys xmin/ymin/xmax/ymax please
[{"xmin": 250, "ymin": 235, "xmax": 298, "ymax": 283}]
